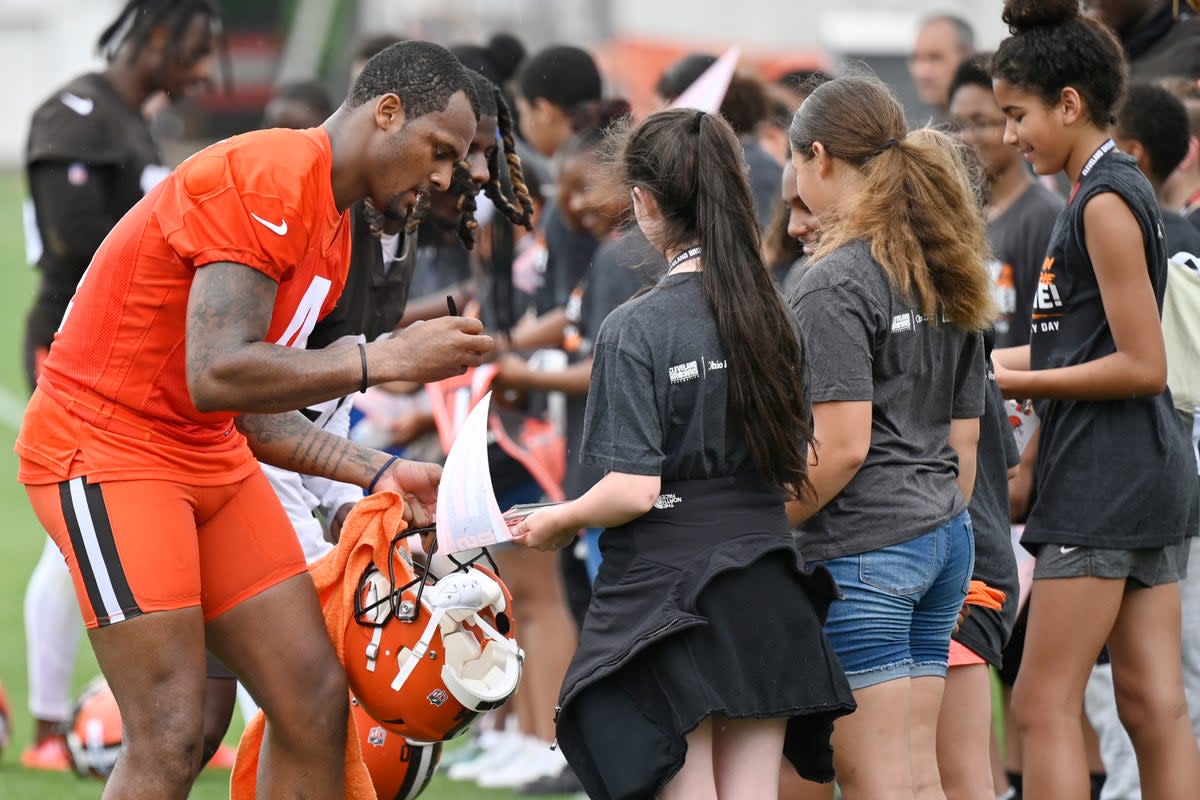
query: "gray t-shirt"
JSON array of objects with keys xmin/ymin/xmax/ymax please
[
  {"xmin": 581, "ymin": 271, "xmax": 768, "ymax": 481},
  {"xmin": 789, "ymin": 240, "xmax": 986, "ymax": 561},
  {"xmin": 988, "ymin": 182, "xmax": 1064, "ymax": 349}
]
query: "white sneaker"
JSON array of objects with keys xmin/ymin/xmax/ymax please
[
  {"xmin": 475, "ymin": 737, "xmax": 566, "ymax": 789},
  {"xmin": 446, "ymin": 729, "xmax": 525, "ymax": 782}
]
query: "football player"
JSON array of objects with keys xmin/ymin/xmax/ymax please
[
  {"xmin": 15, "ymin": 41, "xmax": 491, "ymax": 799},
  {"xmin": 20, "ymin": 0, "xmax": 221, "ymax": 771}
]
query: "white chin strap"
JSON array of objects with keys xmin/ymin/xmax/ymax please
[
  {"xmin": 388, "ymin": 571, "xmax": 523, "ymax": 707},
  {"xmin": 360, "ymin": 571, "xmax": 390, "ymax": 673}
]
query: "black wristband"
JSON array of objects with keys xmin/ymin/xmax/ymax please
[
  {"xmin": 357, "ymin": 342, "xmax": 369, "ymax": 393},
  {"xmin": 367, "ymin": 455, "xmax": 401, "ymax": 494}
]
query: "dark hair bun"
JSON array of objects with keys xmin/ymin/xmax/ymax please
[
  {"xmin": 1002, "ymin": 0, "xmax": 1079, "ymax": 34},
  {"xmin": 486, "ymin": 33, "xmax": 526, "ymax": 83}
]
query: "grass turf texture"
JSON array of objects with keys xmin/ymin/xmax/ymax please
[{"xmin": 0, "ymin": 171, "xmax": 572, "ymax": 799}]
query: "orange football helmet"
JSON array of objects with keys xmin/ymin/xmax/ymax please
[
  {"xmin": 351, "ymin": 695, "xmax": 442, "ymax": 800},
  {"xmin": 345, "ymin": 537, "xmax": 522, "ymax": 744},
  {"xmin": 66, "ymin": 677, "xmax": 123, "ymax": 778}
]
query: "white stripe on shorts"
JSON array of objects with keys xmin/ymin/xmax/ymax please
[{"xmin": 68, "ymin": 477, "xmax": 127, "ymax": 625}]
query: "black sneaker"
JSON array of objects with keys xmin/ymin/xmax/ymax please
[{"xmin": 517, "ymin": 763, "xmax": 584, "ymax": 795}]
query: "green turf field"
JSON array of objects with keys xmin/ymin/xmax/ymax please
[{"xmin": 0, "ymin": 171, "xmax": 572, "ymax": 799}]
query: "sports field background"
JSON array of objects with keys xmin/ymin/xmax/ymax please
[{"xmin": 0, "ymin": 171, "xmax": 570, "ymax": 799}]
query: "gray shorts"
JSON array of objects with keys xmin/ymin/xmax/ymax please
[{"xmin": 1033, "ymin": 540, "xmax": 1191, "ymax": 587}]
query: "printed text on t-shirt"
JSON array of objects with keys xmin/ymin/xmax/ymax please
[{"xmin": 1031, "ymin": 256, "xmax": 1063, "ymax": 333}]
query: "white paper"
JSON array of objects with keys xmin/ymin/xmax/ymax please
[{"xmin": 435, "ymin": 392, "xmax": 513, "ymax": 554}]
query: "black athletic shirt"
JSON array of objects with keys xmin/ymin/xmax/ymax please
[
  {"xmin": 26, "ymin": 73, "xmax": 166, "ymax": 294},
  {"xmin": 1025, "ymin": 141, "xmax": 1198, "ymax": 550},
  {"xmin": 1162, "ymin": 206, "xmax": 1200, "ymax": 262},
  {"xmin": 537, "ymin": 203, "xmax": 599, "ymax": 315},
  {"xmin": 953, "ymin": 330, "xmax": 1020, "ymax": 667},
  {"xmin": 988, "ymin": 183, "xmax": 1064, "ymax": 348},
  {"xmin": 307, "ymin": 201, "xmax": 418, "ymax": 349}
]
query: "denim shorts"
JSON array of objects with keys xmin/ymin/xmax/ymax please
[{"xmin": 815, "ymin": 511, "xmax": 975, "ymax": 691}]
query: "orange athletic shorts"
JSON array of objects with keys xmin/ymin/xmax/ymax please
[
  {"xmin": 26, "ymin": 469, "xmax": 306, "ymax": 629},
  {"xmin": 948, "ymin": 638, "xmax": 987, "ymax": 668}
]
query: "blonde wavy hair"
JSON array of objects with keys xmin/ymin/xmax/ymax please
[{"xmin": 789, "ymin": 74, "xmax": 997, "ymax": 331}]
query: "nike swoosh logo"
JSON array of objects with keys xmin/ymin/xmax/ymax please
[
  {"xmin": 1059, "ymin": 546, "xmax": 1079, "ymax": 554},
  {"xmin": 251, "ymin": 213, "xmax": 287, "ymax": 236},
  {"xmin": 60, "ymin": 92, "xmax": 94, "ymax": 116}
]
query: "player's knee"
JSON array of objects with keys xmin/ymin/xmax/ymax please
[
  {"xmin": 124, "ymin": 704, "xmax": 205, "ymax": 788},
  {"xmin": 269, "ymin": 663, "xmax": 347, "ymax": 753}
]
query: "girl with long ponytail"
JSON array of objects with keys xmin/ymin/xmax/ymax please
[
  {"xmin": 509, "ymin": 108, "xmax": 855, "ymax": 799},
  {"xmin": 786, "ymin": 72, "xmax": 994, "ymax": 799}
]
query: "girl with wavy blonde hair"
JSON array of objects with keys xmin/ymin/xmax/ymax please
[{"xmin": 786, "ymin": 72, "xmax": 995, "ymax": 799}]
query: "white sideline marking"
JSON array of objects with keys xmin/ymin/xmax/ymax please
[{"xmin": 0, "ymin": 384, "xmax": 27, "ymax": 431}]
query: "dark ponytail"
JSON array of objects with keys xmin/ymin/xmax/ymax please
[{"xmin": 621, "ymin": 109, "xmax": 812, "ymax": 496}]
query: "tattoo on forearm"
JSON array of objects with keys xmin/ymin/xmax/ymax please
[{"xmin": 237, "ymin": 412, "xmax": 378, "ymax": 483}]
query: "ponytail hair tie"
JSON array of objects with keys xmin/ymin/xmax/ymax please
[{"xmin": 879, "ymin": 138, "xmax": 900, "ymax": 154}]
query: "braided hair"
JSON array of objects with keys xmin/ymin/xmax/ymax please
[
  {"xmin": 97, "ymin": 0, "xmax": 228, "ymax": 86},
  {"xmin": 485, "ymin": 83, "xmax": 536, "ymax": 230},
  {"xmin": 445, "ymin": 72, "xmax": 536, "ymax": 251},
  {"xmin": 450, "ymin": 162, "xmax": 481, "ymax": 250}
]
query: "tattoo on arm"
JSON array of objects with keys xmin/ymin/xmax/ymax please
[
  {"xmin": 186, "ymin": 262, "xmax": 277, "ymax": 410},
  {"xmin": 186, "ymin": 262, "xmax": 362, "ymax": 412},
  {"xmin": 236, "ymin": 411, "xmax": 382, "ymax": 486}
]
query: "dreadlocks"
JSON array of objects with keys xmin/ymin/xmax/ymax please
[
  {"xmin": 485, "ymin": 84, "xmax": 536, "ymax": 231},
  {"xmin": 97, "ymin": 0, "xmax": 228, "ymax": 87},
  {"xmin": 451, "ymin": 162, "xmax": 481, "ymax": 250},
  {"xmin": 444, "ymin": 75, "xmax": 536, "ymax": 251}
]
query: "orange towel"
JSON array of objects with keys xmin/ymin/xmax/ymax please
[
  {"xmin": 965, "ymin": 579, "xmax": 1006, "ymax": 611},
  {"xmin": 231, "ymin": 491, "xmax": 413, "ymax": 800}
]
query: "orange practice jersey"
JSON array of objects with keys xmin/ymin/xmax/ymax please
[{"xmin": 17, "ymin": 127, "xmax": 351, "ymax": 485}]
